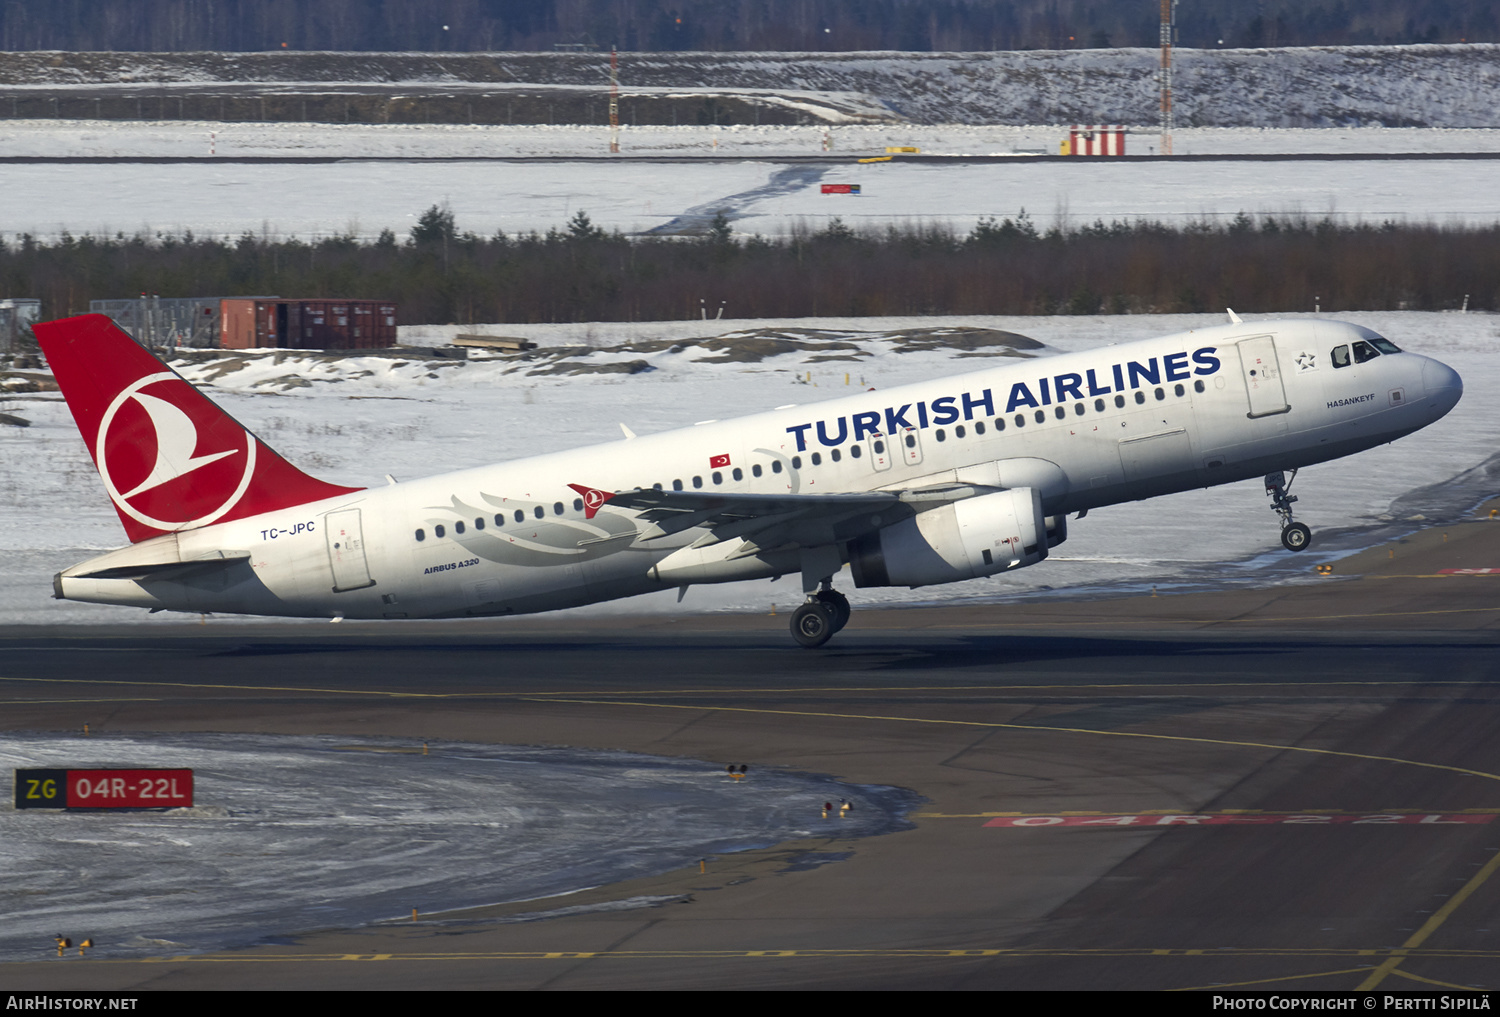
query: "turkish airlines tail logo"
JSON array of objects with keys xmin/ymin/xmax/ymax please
[{"xmin": 35, "ymin": 314, "xmax": 363, "ymax": 544}]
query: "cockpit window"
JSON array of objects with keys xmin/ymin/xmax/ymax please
[
  {"xmin": 1369, "ymin": 336, "xmax": 1402, "ymax": 354},
  {"xmin": 1352, "ymin": 340, "xmax": 1380, "ymax": 364},
  {"xmin": 1332, "ymin": 345, "xmax": 1351, "ymax": 368}
]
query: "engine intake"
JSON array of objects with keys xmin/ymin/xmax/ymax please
[{"xmin": 848, "ymin": 488, "xmax": 1048, "ymax": 588}]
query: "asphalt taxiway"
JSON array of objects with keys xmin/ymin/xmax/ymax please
[{"xmin": 3, "ymin": 509, "xmax": 1500, "ymax": 991}]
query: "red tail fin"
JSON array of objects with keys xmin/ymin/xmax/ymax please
[{"xmin": 35, "ymin": 313, "xmax": 362, "ymax": 543}]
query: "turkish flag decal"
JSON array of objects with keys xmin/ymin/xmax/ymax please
[
  {"xmin": 567, "ymin": 483, "xmax": 615, "ymax": 519},
  {"xmin": 709, "ymin": 453, "xmax": 731, "ymax": 469}
]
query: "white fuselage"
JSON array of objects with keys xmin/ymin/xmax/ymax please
[{"xmin": 57, "ymin": 319, "xmax": 1462, "ymax": 619}]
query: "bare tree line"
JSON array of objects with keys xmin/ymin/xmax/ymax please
[
  {"xmin": 4, "ymin": 212, "xmax": 1493, "ymax": 331},
  {"xmin": 1, "ymin": 0, "xmax": 1494, "ymax": 53}
]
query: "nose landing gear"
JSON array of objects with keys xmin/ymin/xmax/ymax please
[{"xmin": 1266, "ymin": 470, "xmax": 1312, "ymax": 552}]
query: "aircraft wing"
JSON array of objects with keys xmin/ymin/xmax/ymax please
[{"xmin": 571, "ymin": 482, "xmax": 990, "ymax": 558}]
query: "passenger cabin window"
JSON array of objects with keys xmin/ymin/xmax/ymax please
[
  {"xmin": 454, "ymin": 521, "xmax": 465, "ymax": 534},
  {"xmin": 534, "ymin": 506, "xmax": 544, "ymax": 519},
  {"xmin": 673, "ymin": 479, "xmax": 684, "ymax": 491},
  {"xmin": 435, "ymin": 524, "xmax": 446, "ymax": 538},
  {"xmin": 1353, "ymin": 340, "xmax": 1381, "ymax": 364},
  {"xmin": 752, "ymin": 464, "xmax": 763, "ymax": 477},
  {"xmin": 415, "ymin": 528, "xmax": 425, "ymax": 542},
  {"xmin": 514, "ymin": 509, "xmax": 524, "ymax": 523}
]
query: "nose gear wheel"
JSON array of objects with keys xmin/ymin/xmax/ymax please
[{"xmin": 1265, "ymin": 470, "xmax": 1313, "ymax": 552}]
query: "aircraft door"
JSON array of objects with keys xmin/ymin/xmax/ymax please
[
  {"xmin": 898, "ymin": 427, "xmax": 923, "ymax": 466},
  {"xmin": 325, "ymin": 508, "xmax": 376, "ymax": 592},
  {"xmin": 1237, "ymin": 336, "xmax": 1289, "ymax": 418},
  {"xmin": 867, "ymin": 432, "xmax": 893, "ymax": 472}
]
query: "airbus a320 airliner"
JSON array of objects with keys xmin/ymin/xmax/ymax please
[{"xmin": 36, "ymin": 312, "xmax": 1461, "ymax": 646}]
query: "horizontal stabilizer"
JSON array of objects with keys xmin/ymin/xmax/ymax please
[{"xmin": 72, "ymin": 554, "xmax": 252, "ymax": 582}]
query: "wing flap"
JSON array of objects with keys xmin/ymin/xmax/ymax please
[{"xmin": 579, "ymin": 484, "xmax": 995, "ymax": 555}]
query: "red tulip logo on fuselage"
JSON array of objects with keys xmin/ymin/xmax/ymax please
[{"xmin": 96, "ymin": 373, "xmax": 257, "ymax": 531}]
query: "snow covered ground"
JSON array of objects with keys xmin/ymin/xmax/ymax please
[
  {"xmin": 3, "ymin": 123, "xmax": 1499, "ymax": 241},
  {"xmin": 0, "ymin": 733, "xmax": 914, "ymax": 960},
  {"xmin": 2, "ymin": 310, "xmax": 1493, "ymax": 627},
  {"xmin": 9, "ymin": 121, "xmax": 1500, "ymax": 160},
  {"xmin": 5, "ymin": 45, "xmax": 1497, "ymax": 127}
]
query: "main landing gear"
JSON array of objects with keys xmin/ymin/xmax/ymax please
[
  {"xmin": 1266, "ymin": 469, "xmax": 1312, "ymax": 552},
  {"xmin": 791, "ymin": 583, "xmax": 851, "ymax": 648}
]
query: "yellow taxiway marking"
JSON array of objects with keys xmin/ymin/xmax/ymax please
[
  {"xmin": 1356, "ymin": 845, "xmax": 1500, "ymax": 990},
  {"xmin": 526, "ymin": 697, "xmax": 1500, "ymax": 784},
  {"xmin": 4, "ymin": 674, "xmax": 1493, "ymax": 701},
  {"xmin": 0, "ymin": 675, "xmax": 436, "ymax": 698},
  {"xmin": 0, "ymin": 697, "xmax": 161, "ymax": 705},
  {"xmin": 933, "ymin": 603, "xmax": 1500, "ymax": 628},
  {"xmin": 1389, "ymin": 968, "xmax": 1487, "ymax": 991},
  {"xmin": 36, "ymin": 946, "xmax": 1500, "ymax": 966},
  {"xmin": 1170, "ymin": 967, "xmax": 1376, "ymax": 991}
]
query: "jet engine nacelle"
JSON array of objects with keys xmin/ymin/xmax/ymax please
[{"xmin": 848, "ymin": 488, "xmax": 1047, "ymax": 588}]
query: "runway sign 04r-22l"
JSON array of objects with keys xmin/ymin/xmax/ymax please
[{"xmin": 13, "ymin": 768, "xmax": 194, "ymax": 809}]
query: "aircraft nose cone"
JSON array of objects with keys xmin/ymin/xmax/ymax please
[{"xmin": 1421, "ymin": 357, "xmax": 1463, "ymax": 415}]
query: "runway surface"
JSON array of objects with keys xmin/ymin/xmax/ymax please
[{"xmin": 3, "ymin": 510, "xmax": 1500, "ymax": 990}]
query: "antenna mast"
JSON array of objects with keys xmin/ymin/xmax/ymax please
[
  {"xmin": 1159, "ymin": 0, "xmax": 1176, "ymax": 155},
  {"xmin": 609, "ymin": 48, "xmax": 620, "ymax": 155}
]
